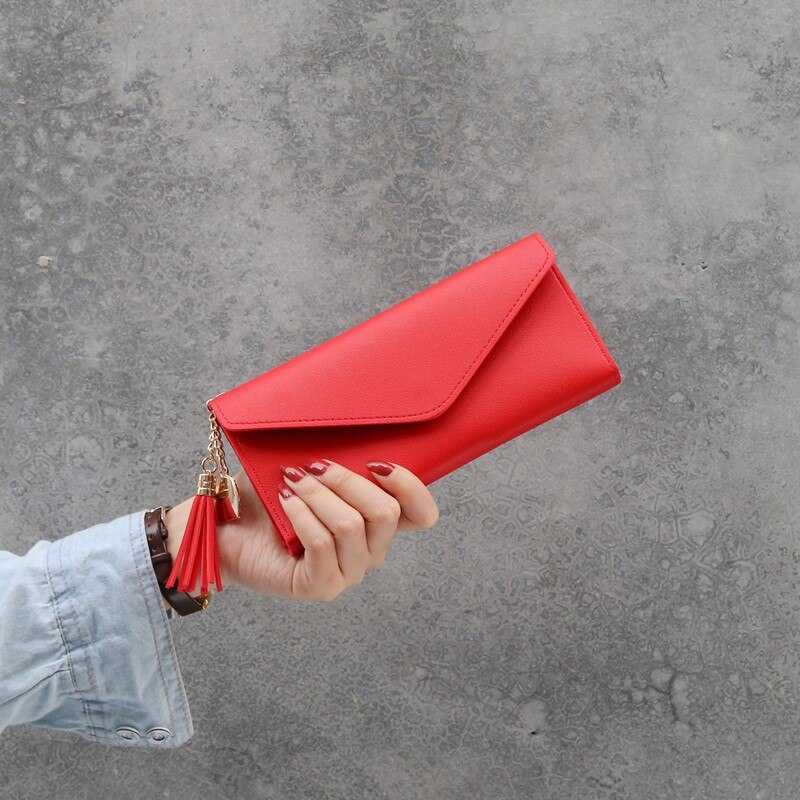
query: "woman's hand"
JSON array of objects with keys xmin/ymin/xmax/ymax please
[{"xmin": 165, "ymin": 459, "xmax": 439, "ymax": 602}]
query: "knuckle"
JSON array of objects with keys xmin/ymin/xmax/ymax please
[
  {"xmin": 309, "ymin": 535, "xmax": 333, "ymax": 556},
  {"xmin": 374, "ymin": 498, "xmax": 402, "ymax": 525},
  {"xmin": 332, "ymin": 510, "xmax": 364, "ymax": 538}
]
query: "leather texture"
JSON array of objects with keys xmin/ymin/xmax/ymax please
[{"xmin": 208, "ymin": 232, "xmax": 621, "ymax": 556}]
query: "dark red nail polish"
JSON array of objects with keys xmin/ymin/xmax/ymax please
[
  {"xmin": 366, "ymin": 460, "xmax": 395, "ymax": 477},
  {"xmin": 278, "ymin": 483, "xmax": 295, "ymax": 499},
  {"xmin": 305, "ymin": 459, "xmax": 330, "ymax": 476},
  {"xmin": 281, "ymin": 465, "xmax": 307, "ymax": 482}
]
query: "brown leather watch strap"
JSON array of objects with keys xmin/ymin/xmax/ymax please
[{"xmin": 144, "ymin": 507, "xmax": 210, "ymax": 617}]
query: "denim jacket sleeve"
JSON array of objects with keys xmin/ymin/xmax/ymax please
[{"xmin": 0, "ymin": 509, "xmax": 193, "ymax": 748}]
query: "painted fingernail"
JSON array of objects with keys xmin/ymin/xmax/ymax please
[
  {"xmin": 305, "ymin": 459, "xmax": 330, "ymax": 476},
  {"xmin": 366, "ymin": 460, "xmax": 395, "ymax": 476},
  {"xmin": 280, "ymin": 465, "xmax": 307, "ymax": 483},
  {"xmin": 278, "ymin": 483, "xmax": 295, "ymax": 499}
]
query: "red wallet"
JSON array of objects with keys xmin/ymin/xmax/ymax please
[{"xmin": 207, "ymin": 232, "xmax": 621, "ymax": 556}]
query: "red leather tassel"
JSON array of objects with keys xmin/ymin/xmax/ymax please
[
  {"xmin": 216, "ymin": 495, "xmax": 238, "ymax": 522},
  {"xmin": 165, "ymin": 472, "xmax": 224, "ymax": 594},
  {"xmin": 215, "ymin": 473, "xmax": 241, "ymax": 523}
]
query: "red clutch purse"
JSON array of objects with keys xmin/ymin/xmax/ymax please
[{"xmin": 166, "ymin": 232, "xmax": 621, "ymax": 593}]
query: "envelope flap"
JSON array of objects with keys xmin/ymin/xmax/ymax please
[{"xmin": 209, "ymin": 233, "xmax": 554, "ymax": 430}]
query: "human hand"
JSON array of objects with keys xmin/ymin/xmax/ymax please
[{"xmin": 165, "ymin": 459, "xmax": 440, "ymax": 602}]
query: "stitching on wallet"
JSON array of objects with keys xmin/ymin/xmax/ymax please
[{"xmin": 216, "ymin": 235, "xmax": 552, "ymax": 427}]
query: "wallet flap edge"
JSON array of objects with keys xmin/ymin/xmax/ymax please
[{"xmin": 209, "ymin": 233, "xmax": 555, "ymax": 431}]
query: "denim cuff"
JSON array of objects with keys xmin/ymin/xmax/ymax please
[{"xmin": 45, "ymin": 509, "xmax": 194, "ymax": 747}]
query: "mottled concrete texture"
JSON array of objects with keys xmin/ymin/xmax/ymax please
[{"xmin": 1, "ymin": 0, "xmax": 799, "ymax": 797}]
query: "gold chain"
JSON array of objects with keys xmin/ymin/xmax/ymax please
[
  {"xmin": 200, "ymin": 398, "xmax": 241, "ymax": 519},
  {"xmin": 205, "ymin": 402, "xmax": 230, "ymax": 477}
]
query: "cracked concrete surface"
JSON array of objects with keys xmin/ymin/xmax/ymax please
[{"xmin": 1, "ymin": 0, "xmax": 799, "ymax": 798}]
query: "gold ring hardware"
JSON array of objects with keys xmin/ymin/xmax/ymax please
[{"xmin": 200, "ymin": 455, "xmax": 218, "ymax": 474}]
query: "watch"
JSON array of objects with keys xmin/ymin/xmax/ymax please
[{"xmin": 144, "ymin": 506, "xmax": 212, "ymax": 617}]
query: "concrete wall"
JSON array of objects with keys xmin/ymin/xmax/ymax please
[{"xmin": 1, "ymin": 0, "xmax": 798, "ymax": 797}]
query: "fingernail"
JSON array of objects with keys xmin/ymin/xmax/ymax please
[
  {"xmin": 305, "ymin": 459, "xmax": 330, "ymax": 476},
  {"xmin": 278, "ymin": 483, "xmax": 295, "ymax": 499},
  {"xmin": 366, "ymin": 460, "xmax": 394, "ymax": 477},
  {"xmin": 280, "ymin": 465, "xmax": 307, "ymax": 483}
]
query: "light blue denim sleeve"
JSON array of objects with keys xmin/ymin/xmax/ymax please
[{"xmin": 0, "ymin": 509, "xmax": 193, "ymax": 748}]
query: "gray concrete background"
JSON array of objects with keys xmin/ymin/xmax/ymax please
[{"xmin": 1, "ymin": 0, "xmax": 798, "ymax": 797}]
